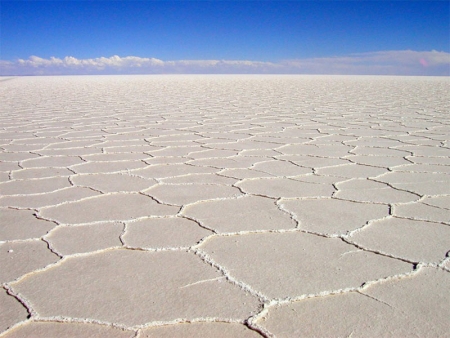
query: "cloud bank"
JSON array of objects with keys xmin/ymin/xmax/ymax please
[{"xmin": 1, "ymin": 50, "xmax": 449, "ymax": 76}]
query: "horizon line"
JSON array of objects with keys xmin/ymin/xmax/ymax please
[{"xmin": 1, "ymin": 50, "xmax": 449, "ymax": 76}]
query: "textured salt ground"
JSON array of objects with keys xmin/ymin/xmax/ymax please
[{"xmin": 1, "ymin": 75, "xmax": 449, "ymax": 337}]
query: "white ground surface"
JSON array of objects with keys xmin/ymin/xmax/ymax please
[{"xmin": 0, "ymin": 75, "xmax": 449, "ymax": 337}]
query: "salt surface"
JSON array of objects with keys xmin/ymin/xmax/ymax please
[{"xmin": 1, "ymin": 75, "xmax": 449, "ymax": 337}]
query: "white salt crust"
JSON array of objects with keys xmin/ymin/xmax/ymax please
[{"xmin": 1, "ymin": 75, "xmax": 449, "ymax": 337}]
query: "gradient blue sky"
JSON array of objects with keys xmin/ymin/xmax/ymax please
[{"xmin": 1, "ymin": 1, "xmax": 449, "ymax": 75}]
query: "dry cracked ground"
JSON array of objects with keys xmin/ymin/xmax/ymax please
[{"xmin": 0, "ymin": 75, "xmax": 449, "ymax": 337}]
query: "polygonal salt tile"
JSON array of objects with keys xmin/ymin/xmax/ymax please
[
  {"xmin": 10, "ymin": 167, "xmax": 74, "ymax": 180},
  {"xmin": 82, "ymin": 153, "xmax": 151, "ymax": 162},
  {"xmin": 349, "ymin": 146, "xmax": 411, "ymax": 157},
  {"xmin": 105, "ymin": 133, "xmax": 156, "ymax": 142},
  {"xmin": 140, "ymin": 322, "xmax": 261, "ymax": 337},
  {"xmin": 375, "ymin": 172, "xmax": 450, "ymax": 195},
  {"xmin": 0, "ymin": 153, "xmax": 40, "ymax": 162},
  {"xmin": 390, "ymin": 163, "xmax": 450, "ymax": 174},
  {"xmin": 407, "ymin": 156, "xmax": 450, "ymax": 166},
  {"xmin": 146, "ymin": 146, "xmax": 205, "ymax": 157},
  {"xmin": 280, "ymin": 198, "xmax": 389, "ymax": 235},
  {"xmin": 400, "ymin": 134, "xmax": 446, "ymax": 143},
  {"xmin": 161, "ymin": 173, "xmax": 237, "ymax": 185},
  {"xmin": 205, "ymin": 140, "xmax": 280, "ymax": 151},
  {"xmin": 236, "ymin": 177, "xmax": 335, "ymax": 198},
  {"xmin": 96, "ymin": 139, "xmax": 152, "ymax": 148},
  {"xmin": 182, "ymin": 196, "xmax": 296, "ymax": 233},
  {"xmin": 0, "ymin": 208, "xmax": 56, "ymax": 241},
  {"xmin": 258, "ymin": 268, "xmax": 449, "ymax": 337},
  {"xmin": 290, "ymin": 174, "xmax": 339, "ymax": 185},
  {"xmin": 277, "ymin": 128, "xmax": 321, "ymax": 138},
  {"xmin": 144, "ymin": 184, "xmax": 242, "ymax": 205},
  {"xmin": 132, "ymin": 163, "xmax": 216, "ymax": 179},
  {"xmin": 61, "ymin": 129, "xmax": 108, "ymax": 138},
  {"xmin": 266, "ymin": 137, "xmax": 308, "ymax": 146},
  {"xmin": 218, "ymin": 168, "xmax": 274, "ymax": 179},
  {"xmin": 39, "ymin": 193, "xmax": 179, "ymax": 224},
  {"xmin": 251, "ymin": 160, "xmax": 311, "ymax": 177},
  {"xmin": 200, "ymin": 232, "xmax": 411, "ymax": 299},
  {"xmin": 143, "ymin": 157, "xmax": 187, "ymax": 165},
  {"xmin": 0, "ymin": 177, "xmax": 71, "ymax": 195},
  {"xmin": 315, "ymin": 163, "xmax": 388, "ymax": 179},
  {"xmin": 345, "ymin": 129, "xmax": 400, "ymax": 138},
  {"xmin": 345, "ymin": 154, "xmax": 411, "ymax": 168},
  {"xmin": 395, "ymin": 145, "xmax": 450, "ymax": 157},
  {"xmin": 308, "ymin": 134, "xmax": 357, "ymax": 145},
  {"xmin": 377, "ymin": 171, "xmax": 448, "ymax": 184},
  {"xmin": 344, "ymin": 137, "xmax": 404, "ymax": 148},
  {"xmin": 2, "ymin": 321, "xmax": 133, "ymax": 338},
  {"xmin": 198, "ymin": 138, "xmax": 234, "ymax": 145},
  {"xmin": 46, "ymin": 223, "xmax": 124, "ymax": 255},
  {"xmin": 0, "ymin": 187, "xmax": 101, "ymax": 209},
  {"xmin": 38, "ymin": 147, "xmax": 102, "ymax": 156},
  {"xmin": 70, "ymin": 160, "xmax": 147, "ymax": 174},
  {"xmin": 1, "ymin": 144, "xmax": 45, "ymax": 152},
  {"xmin": 334, "ymin": 179, "xmax": 419, "ymax": 204},
  {"xmin": 349, "ymin": 217, "xmax": 450, "ymax": 263},
  {"xmin": 394, "ymin": 202, "xmax": 450, "ymax": 224},
  {"xmin": 152, "ymin": 141, "xmax": 206, "ymax": 148},
  {"xmin": 123, "ymin": 217, "xmax": 212, "ymax": 248},
  {"xmin": 363, "ymin": 267, "xmax": 450, "ymax": 334},
  {"xmin": 71, "ymin": 173, "xmax": 157, "ymax": 193},
  {"xmin": 148, "ymin": 134, "xmax": 203, "ymax": 143},
  {"xmin": 197, "ymin": 132, "xmax": 251, "ymax": 141},
  {"xmin": 0, "ymin": 162, "xmax": 21, "ymax": 171},
  {"xmin": 187, "ymin": 149, "xmax": 239, "ymax": 159},
  {"xmin": 102, "ymin": 130, "xmax": 147, "ymax": 138},
  {"xmin": 275, "ymin": 155, "xmax": 350, "ymax": 169},
  {"xmin": 245, "ymin": 136, "xmax": 288, "ymax": 145},
  {"xmin": 0, "ymin": 172, "xmax": 10, "ymax": 183},
  {"xmin": 0, "ymin": 240, "xmax": 60, "ymax": 283},
  {"xmin": 103, "ymin": 145, "xmax": 160, "ymax": 153},
  {"xmin": 34, "ymin": 130, "xmax": 66, "ymax": 138},
  {"xmin": 0, "ymin": 132, "xmax": 35, "ymax": 140},
  {"xmin": 188, "ymin": 156, "xmax": 261, "ymax": 169},
  {"xmin": 43, "ymin": 140, "xmax": 103, "ymax": 149},
  {"xmin": 277, "ymin": 144, "xmax": 352, "ymax": 158},
  {"xmin": 258, "ymin": 292, "xmax": 380, "ymax": 338},
  {"xmin": 421, "ymin": 195, "xmax": 450, "ymax": 210},
  {"xmin": 0, "ymin": 288, "xmax": 28, "ymax": 333},
  {"xmin": 11, "ymin": 250, "xmax": 260, "ymax": 326},
  {"xmin": 20, "ymin": 156, "xmax": 85, "ymax": 168},
  {"xmin": 240, "ymin": 149, "xmax": 282, "ymax": 157}
]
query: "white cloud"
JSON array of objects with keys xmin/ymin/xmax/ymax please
[
  {"xmin": 281, "ymin": 50, "xmax": 450, "ymax": 75},
  {"xmin": 1, "ymin": 50, "xmax": 449, "ymax": 76},
  {"xmin": 15, "ymin": 55, "xmax": 165, "ymax": 70}
]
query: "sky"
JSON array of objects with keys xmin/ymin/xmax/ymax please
[{"xmin": 1, "ymin": 1, "xmax": 449, "ymax": 76}]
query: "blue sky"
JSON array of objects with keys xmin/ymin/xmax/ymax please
[{"xmin": 1, "ymin": 1, "xmax": 449, "ymax": 75}]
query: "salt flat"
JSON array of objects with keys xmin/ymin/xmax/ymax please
[{"xmin": 0, "ymin": 75, "xmax": 449, "ymax": 337}]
